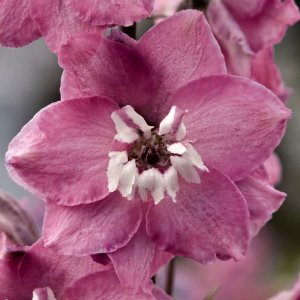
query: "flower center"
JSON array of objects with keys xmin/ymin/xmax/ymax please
[{"xmin": 106, "ymin": 105, "xmax": 208, "ymax": 204}]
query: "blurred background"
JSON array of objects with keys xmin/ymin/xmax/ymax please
[{"xmin": 0, "ymin": 2, "xmax": 299, "ymax": 299}]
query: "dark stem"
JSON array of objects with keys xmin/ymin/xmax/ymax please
[
  {"xmin": 165, "ymin": 258, "xmax": 175, "ymax": 296},
  {"xmin": 122, "ymin": 23, "xmax": 136, "ymax": 39},
  {"xmin": 192, "ymin": 0, "xmax": 210, "ymax": 10}
]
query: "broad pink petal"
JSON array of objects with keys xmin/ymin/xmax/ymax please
[
  {"xmin": 65, "ymin": 0, "xmax": 154, "ymax": 26},
  {"xmin": 236, "ymin": 166, "xmax": 286, "ymax": 236},
  {"xmin": 147, "ymin": 169, "xmax": 250, "ymax": 263},
  {"xmin": 63, "ymin": 271, "xmax": 157, "ymax": 300},
  {"xmin": 6, "ymin": 96, "xmax": 118, "ymax": 206},
  {"xmin": 109, "ymin": 218, "xmax": 172, "ymax": 290},
  {"xmin": 263, "ymin": 153, "xmax": 282, "ymax": 186},
  {"xmin": 18, "ymin": 239, "xmax": 107, "ymax": 298},
  {"xmin": 165, "ymin": 75, "xmax": 290, "ymax": 181},
  {"xmin": 136, "ymin": 10, "xmax": 226, "ymax": 111},
  {"xmin": 251, "ymin": 48, "xmax": 291, "ymax": 102},
  {"xmin": 43, "ymin": 194, "xmax": 142, "ymax": 256},
  {"xmin": 59, "ymin": 34, "xmax": 159, "ymax": 120},
  {"xmin": 0, "ymin": 0, "xmax": 41, "ymax": 47},
  {"xmin": 31, "ymin": 0, "xmax": 105, "ymax": 53}
]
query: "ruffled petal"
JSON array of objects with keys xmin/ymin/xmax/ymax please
[
  {"xmin": 64, "ymin": 0, "xmax": 154, "ymax": 26},
  {"xmin": 235, "ymin": 0, "xmax": 300, "ymax": 52},
  {"xmin": 236, "ymin": 166, "xmax": 286, "ymax": 236},
  {"xmin": 165, "ymin": 75, "xmax": 290, "ymax": 181},
  {"xmin": 109, "ymin": 219, "xmax": 172, "ymax": 291},
  {"xmin": 0, "ymin": 0, "xmax": 41, "ymax": 47},
  {"xmin": 43, "ymin": 195, "xmax": 142, "ymax": 256},
  {"xmin": 6, "ymin": 96, "xmax": 118, "ymax": 206},
  {"xmin": 207, "ymin": 0, "xmax": 253, "ymax": 77},
  {"xmin": 147, "ymin": 169, "xmax": 250, "ymax": 263},
  {"xmin": 251, "ymin": 48, "xmax": 291, "ymax": 102},
  {"xmin": 31, "ymin": 0, "xmax": 105, "ymax": 53}
]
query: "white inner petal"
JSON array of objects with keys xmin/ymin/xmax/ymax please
[
  {"xmin": 175, "ymin": 120, "xmax": 186, "ymax": 141},
  {"xmin": 167, "ymin": 142, "xmax": 187, "ymax": 155},
  {"xmin": 170, "ymin": 156, "xmax": 200, "ymax": 184},
  {"xmin": 111, "ymin": 111, "xmax": 138, "ymax": 143},
  {"xmin": 124, "ymin": 105, "xmax": 153, "ymax": 135},
  {"xmin": 107, "ymin": 151, "xmax": 128, "ymax": 192},
  {"xmin": 164, "ymin": 166, "xmax": 179, "ymax": 202},
  {"xmin": 118, "ymin": 160, "xmax": 137, "ymax": 197},
  {"xmin": 151, "ymin": 169, "xmax": 165, "ymax": 205},
  {"xmin": 158, "ymin": 106, "xmax": 176, "ymax": 135},
  {"xmin": 138, "ymin": 169, "xmax": 154, "ymax": 201},
  {"xmin": 32, "ymin": 287, "xmax": 57, "ymax": 300},
  {"xmin": 108, "ymin": 105, "xmax": 208, "ymax": 203},
  {"xmin": 183, "ymin": 143, "xmax": 209, "ymax": 171}
]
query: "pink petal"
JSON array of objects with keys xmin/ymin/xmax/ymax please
[
  {"xmin": 109, "ymin": 218, "xmax": 172, "ymax": 290},
  {"xmin": 232, "ymin": 0, "xmax": 300, "ymax": 52},
  {"xmin": 263, "ymin": 153, "xmax": 282, "ymax": 186},
  {"xmin": 207, "ymin": 0, "xmax": 253, "ymax": 77},
  {"xmin": 236, "ymin": 166, "xmax": 286, "ymax": 236},
  {"xmin": 6, "ymin": 96, "xmax": 118, "ymax": 206},
  {"xmin": 63, "ymin": 271, "xmax": 157, "ymax": 300},
  {"xmin": 64, "ymin": 0, "xmax": 154, "ymax": 26},
  {"xmin": 43, "ymin": 194, "xmax": 142, "ymax": 256},
  {"xmin": 0, "ymin": 0, "xmax": 41, "ymax": 47},
  {"xmin": 136, "ymin": 10, "xmax": 226, "ymax": 111},
  {"xmin": 166, "ymin": 75, "xmax": 290, "ymax": 181},
  {"xmin": 147, "ymin": 169, "xmax": 250, "ymax": 263},
  {"xmin": 251, "ymin": 48, "xmax": 291, "ymax": 102},
  {"xmin": 31, "ymin": 0, "xmax": 105, "ymax": 53},
  {"xmin": 59, "ymin": 34, "xmax": 159, "ymax": 119},
  {"xmin": 18, "ymin": 239, "xmax": 107, "ymax": 298}
]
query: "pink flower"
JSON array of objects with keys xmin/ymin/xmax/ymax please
[
  {"xmin": 0, "ymin": 0, "xmax": 154, "ymax": 52},
  {"xmin": 268, "ymin": 275, "xmax": 300, "ymax": 300},
  {"xmin": 6, "ymin": 10, "xmax": 290, "ymax": 280},
  {"xmin": 206, "ymin": 0, "xmax": 300, "ymax": 100}
]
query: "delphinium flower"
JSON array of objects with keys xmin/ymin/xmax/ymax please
[
  {"xmin": 268, "ymin": 275, "xmax": 300, "ymax": 300},
  {"xmin": 0, "ymin": 0, "xmax": 154, "ymax": 52},
  {"xmin": 6, "ymin": 10, "xmax": 290, "ymax": 290},
  {"xmin": 206, "ymin": 0, "xmax": 300, "ymax": 101}
]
